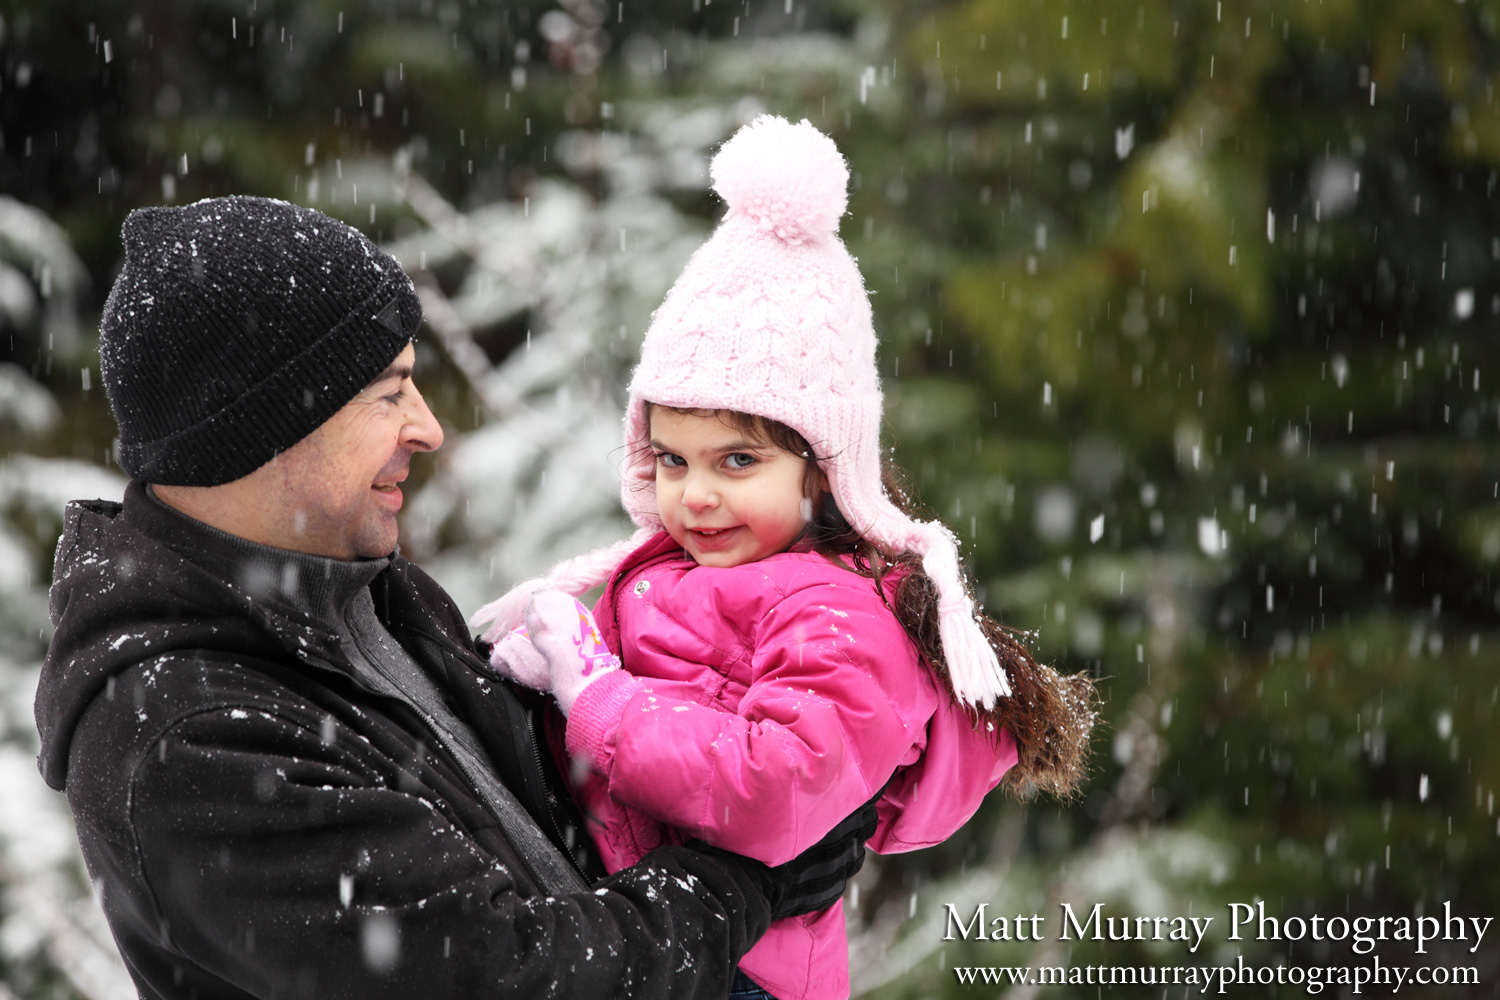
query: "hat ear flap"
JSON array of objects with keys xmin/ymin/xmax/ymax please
[
  {"xmin": 619, "ymin": 397, "xmax": 663, "ymax": 530},
  {"xmin": 844, "ymin": 500, "xmax": 1013, "ymax": 710},
  {"xmin": 469, "ymin": 526, "xmax": 658, "ymax": 642}
]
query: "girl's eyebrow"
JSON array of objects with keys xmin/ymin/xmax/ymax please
[{"xmin": 649, "ymin": 437, "xmax": 763, "ymax": 453}]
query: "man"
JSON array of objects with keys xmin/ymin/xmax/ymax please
[{"xmin": 35, "ymin": 196, "xmax": 869, "ymax": 999}]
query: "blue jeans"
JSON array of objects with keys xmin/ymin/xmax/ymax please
[{"xmin": 728, "ymin": 968, "xmax": 778, "ymax": 1000}]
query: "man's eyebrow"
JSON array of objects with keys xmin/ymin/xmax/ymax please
[{"xmin": 369, "ymin": 361, "xmax": 414, "ymax": 385}]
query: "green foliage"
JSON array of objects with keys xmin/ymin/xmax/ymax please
[
  {"xmin": 4, "ymin": 0, "xmax": 1500, "ymax": 995},
  {"xmin": 869, "ymin": 0, "xmax": 1500, "ymax": 992}
]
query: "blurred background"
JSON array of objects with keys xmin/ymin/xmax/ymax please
[{"xmin": 2, "ymin": 0, "xmax": 1498, "ymax": 996}]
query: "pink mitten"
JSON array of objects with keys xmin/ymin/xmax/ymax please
[
  {"xmin": 524, "ymin": 589, "xmax": 621, "ymax": 717},
  {"xmin": 487, "ymin": 624, "xmax": 550, "ymax": 692}
]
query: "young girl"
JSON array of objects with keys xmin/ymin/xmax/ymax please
[{"xmin": 472, "ymin": 115, "xmax": 1097, "ymax": 1000}]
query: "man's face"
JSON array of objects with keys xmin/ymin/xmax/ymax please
[{"xmin": 260, "ymin": 343, "xmax": 443, "ymax": 559}]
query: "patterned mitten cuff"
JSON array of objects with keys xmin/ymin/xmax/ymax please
[{"xmin": 524, "ymin": 589, "xmax": 623, "ymax": 717}]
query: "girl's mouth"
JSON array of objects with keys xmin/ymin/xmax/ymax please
[{"xmin": 689, "ymin": 526, "xmax": 740, "ymax": 546}]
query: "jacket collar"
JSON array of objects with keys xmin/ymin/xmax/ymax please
[
  {"xmin": 131, "ymin": 483, "xmax": 389, "ymax": 626},
  {"xmin": 37, "ymin": 481, "xmax": 390, "ymax": 790}
]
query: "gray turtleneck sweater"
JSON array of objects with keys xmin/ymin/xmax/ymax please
[{"xmin": 146, "ymin": 488, "xmax": 587, "ymax": 894}]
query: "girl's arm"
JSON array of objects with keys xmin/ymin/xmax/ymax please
[{"xmin": 565, "ymin": 580, "xmax": 932, "ymax": 867}]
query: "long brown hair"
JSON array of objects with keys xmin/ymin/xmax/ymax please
[{"xmin": 644, "ymin": 404, "xmax": 1099, "ymax": 800}]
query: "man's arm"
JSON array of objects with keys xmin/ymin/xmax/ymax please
[{"xmin": 83, "ymin": 659, "xmax": 768, "ymax": 1000}]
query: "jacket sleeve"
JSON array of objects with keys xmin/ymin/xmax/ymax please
[
  {"xmin": 107, "ymin": 665, "xmax": 770, "ymax": 1000},
  {"xmin": 567, "ymin": 579, "xmax": 928, "ymax": 867}
]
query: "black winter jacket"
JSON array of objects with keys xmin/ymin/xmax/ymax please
[{"xmin": 35, "ymin": 482, "xmax": 774, "ymax": 999}]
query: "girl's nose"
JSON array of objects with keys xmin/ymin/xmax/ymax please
[{"xmin": 680, "ymin": 474, "xmax": 718, "ymax": 510}]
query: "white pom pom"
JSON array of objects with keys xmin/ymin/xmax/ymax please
[{"xmin": 711, "ymin": 115, "xmax": 848, "ymax": 245}]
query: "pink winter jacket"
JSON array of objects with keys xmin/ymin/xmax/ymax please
[{"xmin": 559, "ymin": 531, "xmax": 1018, "ymax": 1000}]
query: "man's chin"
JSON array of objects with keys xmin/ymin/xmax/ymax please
[
  {"xmin": 355, "ymin": 535, "xmax": 400, "ymax": 561},
  {"xmin": 345, "ymin": 511, "xmax": 401, "ymax": 560}
]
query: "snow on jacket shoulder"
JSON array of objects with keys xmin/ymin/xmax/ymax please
[
  {"xmin": 34, "ymin": 483, "xmax": 775, "ymax": 1000},
  {"xmin": 561, "ymin": 531, "xmax": 1017, "ymax": 1000}
]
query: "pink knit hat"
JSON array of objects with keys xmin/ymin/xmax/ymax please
[{"xmin": 473, "ymin": 115, "xmax": 1011, "ymax": 708}]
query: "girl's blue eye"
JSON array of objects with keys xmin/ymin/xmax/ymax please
[
  {"xmin": 657, "ymin": 452, "xmax": 686, "ymax": 468},
  {"xmin": 726, "ymin": 453, "xmax": 755, "ymax": 469}
]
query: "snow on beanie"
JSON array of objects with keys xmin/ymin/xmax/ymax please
[
  {"xmin": 99, "ymin": 195, "xmax": 420, "ymax": 486},
  {"xmin": 473, "ymin": 115, "xmax": 1009, "ymax": 708}
]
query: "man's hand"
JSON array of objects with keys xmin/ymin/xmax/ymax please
[{"xmin": 688, "ymin": 795, "xmax": 880, "ymax": 922}]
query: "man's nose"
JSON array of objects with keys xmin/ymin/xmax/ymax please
[{"xmin": 402, "ymin": 382, "xmax": 445, "ymax": 453}]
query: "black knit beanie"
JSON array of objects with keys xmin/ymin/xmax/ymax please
[{"xmin": 99, "ymin": 195, "xmax": 421, "ymax": 486}]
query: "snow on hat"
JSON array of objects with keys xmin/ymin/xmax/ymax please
[
  {"xmin": 473, "ymin": 115, "xmax": 1010, "ymax": 708},
  {"xmin": 100, "ymin": 195, "xmax": 419, "ymax": 486}
]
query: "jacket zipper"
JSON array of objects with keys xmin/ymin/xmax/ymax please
[
  {"xmin": 391, "ymin": 626, "xmax": 592, "ymax": 883},
  {"xmin": 523, "ymin": 707, "xmax": 586, "ymax": 877},
  {"xmin": 297, "ymin": 642, "xmax": 588, "ymax": 890}
]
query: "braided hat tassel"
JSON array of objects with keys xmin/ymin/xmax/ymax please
[{"xmin": 913, "ymin": 522, "xmax": 1012, "ymax": 709}]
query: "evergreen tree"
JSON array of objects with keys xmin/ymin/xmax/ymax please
[{"xmin": 2, "ymin": 0, "xmax": 1496, "ymax": 995}]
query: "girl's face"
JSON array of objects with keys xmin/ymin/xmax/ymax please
[{"xmin": 649, "ymin": 408, "xmax": 820, "ymax": 568}]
